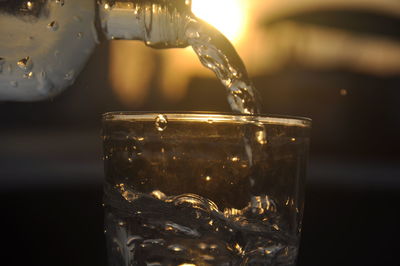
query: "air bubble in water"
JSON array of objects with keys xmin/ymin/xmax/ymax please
[
  {"xmin": 256, "ymin": 130, "xmax": 267, "ymax": 145},
  {"xmin": 118, "ymin": 221, "xmax": 125, "ymax": 226},
  {"xmin": 168, "ymin": 244, "xmax": 185, "ymax": 252},
  {"xmin": 155, "ymin": 114, "xmax": 168, "ymax": 132},
  {"xmin": 17, "ymin": 57, "xmax": 33, "ymax": 72},
  {"xmin": 47, "ymin": 21, "xmax": 59, "ymax": 31}
]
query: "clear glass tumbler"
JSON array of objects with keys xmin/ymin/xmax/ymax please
[{"xmin": 102, "ymin": 112, "xmax": 311, "ymax": 266}]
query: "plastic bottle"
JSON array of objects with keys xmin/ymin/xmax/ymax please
[{"xmin": 0, "ymin": 0, "xmax": 191, "ymax": 101}]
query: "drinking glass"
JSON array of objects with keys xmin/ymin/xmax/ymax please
[{"xmin": 102, "ymin": 112, "xmax": 311, "ymax": 265}]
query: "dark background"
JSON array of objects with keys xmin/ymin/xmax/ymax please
[{"xmin": 1, "ymin": 6, "xmax": 400, "ymax": 266}]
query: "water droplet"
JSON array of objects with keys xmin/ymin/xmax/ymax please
[
  {"xmin": 64, "ymin": 70, "xmax": 75, "ymax": 80},
  {"xmin": 17, "ymin": 56, "xmax": 33, "ymax": 72},
  {"xmin": 47, "ymin": 21, "xmax": 59, "ymax": 31},
  {"xmin": 77, "ymin": 32, "xmax": 83, "ymax": 39},
  {"xmin": 55, "ymin": 0, "xmax": 65, "ymax": 6},
  {"xmin": 24, "ymin": 71, "xmax": 34, "ymax": 79},
  {"xmin": 231, "ymin": 156, "xmax": 239, "ymax": 162},
  {"xmin": 155, "ymin": 114, "xmax": 168, "ymax": 132},
  {"xmin": 26, "ymin": 1, "xmax": 34, "ymax": 10},
  {"xmin": 10, "ymin": 81, "xmax": 18, "ymax": 87},
  {"xmin": 118, "ymin": 221, "xmax": 125, "ymax": 226},
  {"xmin": 168, "ymin": 244, "xmax": 185, "ymax": 252},
  {"xmin": 272, "ymin": 224, "xmax": 280, "ymax": 231}
]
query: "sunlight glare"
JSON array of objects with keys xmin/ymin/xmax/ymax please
[{"xmin": 191, "ymin": 0, "xmax": 247, "ymax": 43}]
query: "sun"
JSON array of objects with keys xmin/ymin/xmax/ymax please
[{"xmin": 191, "ymin": 0, "xmax": 247, "ymax": 44}]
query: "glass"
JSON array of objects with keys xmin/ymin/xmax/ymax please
[{"xmin": 102, "ymin": 112, "xmax": 311, "ymax": 266}]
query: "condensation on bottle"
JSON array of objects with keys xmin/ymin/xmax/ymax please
[{"xmin": 0, "ymin": 0, "xmax": 192, "ymax": 101}]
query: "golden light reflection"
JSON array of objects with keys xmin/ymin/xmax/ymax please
[
  {"xmin": 191, "ymin": 0, "xmax": 248, "ymax": 44},
  {"xmin": 109, "ymin": 0, "xmax": 400, "ymax": 107},
  {"xmin": 109, "ymin": 0, "xmax": 252, "ymax": 106}
]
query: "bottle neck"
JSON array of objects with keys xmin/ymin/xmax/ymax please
[{"xmin": 99, "ymin": 0, "xmax": 192, "ymax": 48}]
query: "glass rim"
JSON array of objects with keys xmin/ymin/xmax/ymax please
[{"xmin": 103, "ymin": 111, "xmax": 311, "ymax": 127}]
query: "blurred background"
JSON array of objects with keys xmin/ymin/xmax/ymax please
[{"xmin": 1, "ymin": 0, "xmax": 400, "ymax": 265}]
